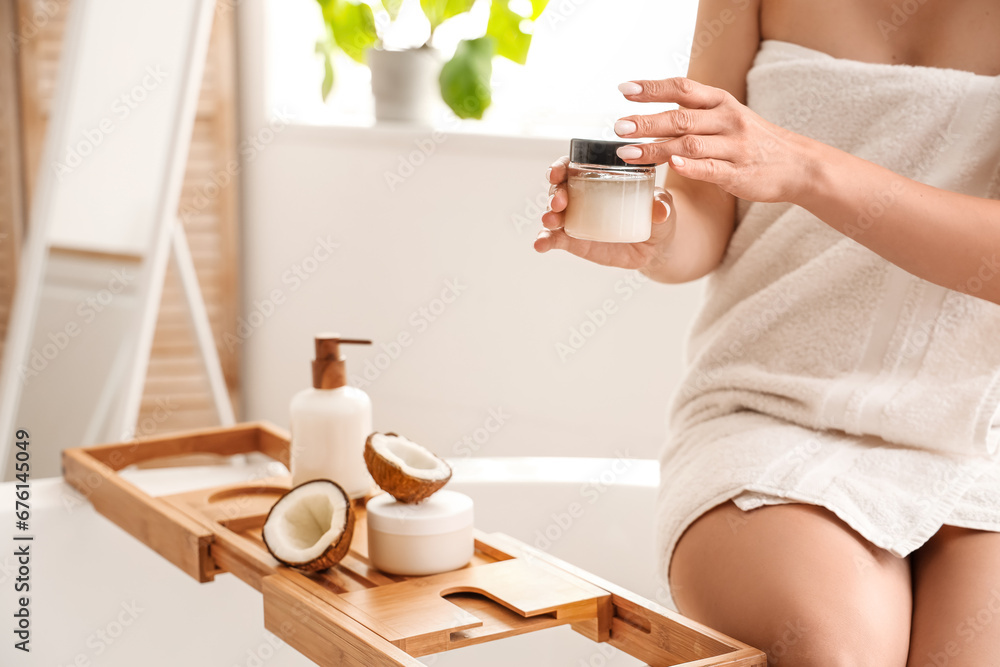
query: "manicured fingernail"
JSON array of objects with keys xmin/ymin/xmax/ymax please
[
  {"xmin": 617, "ymin": 145, "xmax": 643, "ymax": 160},
  {"xmin": 614, "ymin": 120, "xmax": 637, "ymax": 136},
  {"xmin": 671, "ymin": 155, "xmax": 686, "ymax": 167},
  {"xmin": 547, "ymin": 194, "xmax": 555, "ymax": 210},
  {"xmin": 546, "ymin": 167, "xmax": 552, "ymax": 181},
  {"xmin": 618, "ymin": 82, "xmax": 643, "ymax": 96}
]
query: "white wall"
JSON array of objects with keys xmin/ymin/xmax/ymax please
[{"xmin": 237, "ymin": 4, "xmax": 706, "ymax": 461}]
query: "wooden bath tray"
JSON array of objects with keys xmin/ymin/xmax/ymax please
[{"xmin": 62, "ymin": 422, "xmax": 766, "ymax": 667}]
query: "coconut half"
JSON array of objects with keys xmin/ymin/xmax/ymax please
[
  {"xmin": 364, "ymin": 432, "xmax": 452, "ymax": 503},
  {"xmin": 262, "ymin": 479, "xmax": 355, "ymax": 571}
]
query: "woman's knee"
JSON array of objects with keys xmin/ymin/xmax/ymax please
[
  {"xmin": 755, "ymin": 606, "xmax": 907, "ymax": 666},
  {"xmin": 906, "ymin": 525, "xmax": 1000, "ymax": 667},
  {"xmin": 669, "ymin": 501, "xmax": 910, "ymax": 667}
]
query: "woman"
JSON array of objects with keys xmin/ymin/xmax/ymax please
[{"xmin": 537, "ymin": 1, "xmax": 1000, "ymax": 664}]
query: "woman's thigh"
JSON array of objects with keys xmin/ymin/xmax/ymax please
[
  {"xmin": 907, "ymin": 525, "xmax": 1000, "ymax": 667},
  {"xmin": 669, "ymin": 500, "xmax": 912, "ymax": 666}
]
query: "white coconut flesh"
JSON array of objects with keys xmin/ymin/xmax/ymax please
[
  {"xmin": 263, "ymin": 483, "xmax": 350, "ymax": 564},
  {"xmin": 371, "ymin": 434, "xmax": 450, "ymax": 480}
]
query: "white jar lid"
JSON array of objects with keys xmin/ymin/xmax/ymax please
[{"xmin": 366, "ymin": 490, "xmax": 474, "ymax": 536}]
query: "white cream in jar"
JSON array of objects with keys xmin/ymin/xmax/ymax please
[
  {"xmin": 564, "ymin": 139, "xmax": 656, "ymax": 243},
  {"xmin": 366, "ymin": 490, "xmax": 474, "ymax": 576}
]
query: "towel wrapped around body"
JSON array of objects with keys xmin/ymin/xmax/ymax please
[{"xmin": 657, "ymin": 40, "xmax": 1000, "ymax": 610}]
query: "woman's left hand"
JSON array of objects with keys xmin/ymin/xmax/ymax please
[{"xmin": 614, "ymin": 77, "xmax": 815, "ymax": 204}]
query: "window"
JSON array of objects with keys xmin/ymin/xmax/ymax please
[{"xmin": 264, "ymin": 0, "xmax": 700, "ymax": 138}]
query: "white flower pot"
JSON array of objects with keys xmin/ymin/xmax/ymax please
[{"xmin": 368, "ymin": 47, "xmax": 442, "ymax": 125}]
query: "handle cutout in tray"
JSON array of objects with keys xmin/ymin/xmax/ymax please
[
  {"xmin": 444, "ymin": 592, "xmax": 558, "ymax": 643},
  {"xmin": 338, "ymin": 557, "xmax": 611, "ymax": 656}
]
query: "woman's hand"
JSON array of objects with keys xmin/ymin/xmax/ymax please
[
  {"xmin": 534, "ymin": 156, "xmax": 676, "ymax": 271},
  {"xmin": 614, "ymin": 78, "xmax": 816, "ymax": 204}
]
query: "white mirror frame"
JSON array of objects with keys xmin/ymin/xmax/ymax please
[{"xmin": 0, "ymin": 0, "xmax": 217, "ymax": 478}]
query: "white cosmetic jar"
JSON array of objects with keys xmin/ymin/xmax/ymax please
[
  {"xmin": 564, "ymin": 138, "xmax": 656, "ymax": 243},
  {"xmin": 366, "ymin": 490, "xmax": 475, "ymax": 576}
]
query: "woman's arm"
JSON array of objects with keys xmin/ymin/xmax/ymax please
[
  {"xmin": 615, "ymin": 79, "xmax": 1000, "ymax": 304},
  {"xmin": 535, "ymin": 0, "xmax": 762, "ymax": 282},
  {"xmin": 797, "ymin": 146, "xmax": 1000, "ymax": 303},
  {"xmin": 639, "ymin": 0, "xmax": 762, "ymax": 284}
]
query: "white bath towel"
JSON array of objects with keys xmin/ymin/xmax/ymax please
[{"xmin": 656, "ymin": 40, "xmax": 1000, "ymax": 610}]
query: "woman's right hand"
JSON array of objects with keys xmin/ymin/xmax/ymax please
[{"xmin": 534, "ymin": 156, "xmax": 676, "ymax": 271}]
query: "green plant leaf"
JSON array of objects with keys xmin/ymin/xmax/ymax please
[
  {"xmin": 329, "ymin": 1, "xmax": 377, "ymax": 64},
  {"xmin": 316, "ymin": 0, "xmax": 340, "ymax": 26},
  {"xmin": 486, "ymin": 0, "xmax": 531, "ymax": 65},
  {"xmin": 381, "ymin": 0, "xmax": 403, "ymax": 19},
  {"xmin": 315, "ymin": 31, "xmax": 337, "ymax": 100},
  {"xmin": 530, "ymin": 0, "xmax": 548, "ymax": 19},
  {"xmin": 439, "ymin": 37, "xmax": 495, "ymax": 119},
  {"xmin": 420, "ymin": 0, "xmax": 476, "ymax": 31},
  {"xmin": 321, "ymin": 50, "xmax": 335, "ymax": 99},
  {"xmin": 420, "ymin": 0, "xmax": 442, "ymax": 28}
]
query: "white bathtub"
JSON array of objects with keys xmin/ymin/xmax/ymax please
[{"xmin": 0, "ymin": 457, "xmax": 663, "ymax": 666}]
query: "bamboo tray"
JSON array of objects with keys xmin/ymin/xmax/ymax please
[{"xmin": 62, "ymin": 422, "xmax": 766, "ymax": 667}]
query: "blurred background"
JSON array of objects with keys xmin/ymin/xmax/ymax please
[
  {"xmin": 0, "ymin": 0, "xmax": 706, "ymax": 472},
  {"xmin": 0, "ymin": 1, "xmax": 719, "ymax": 665}
]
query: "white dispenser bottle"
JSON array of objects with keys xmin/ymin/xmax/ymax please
[{"xmin": 290, "ymin": 335, "xmax": 373, "ymax": 498}]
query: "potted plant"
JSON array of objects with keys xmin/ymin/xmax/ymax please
[{"xmin": 315, "ymin": 0, "xmax": 549, "ymax": 123}]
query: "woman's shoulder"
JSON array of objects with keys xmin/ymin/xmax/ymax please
[{"xmin": 757, "ymin": 0, "xmax": 1000, "ymax": 77}]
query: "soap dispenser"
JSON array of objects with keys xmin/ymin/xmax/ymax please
[{"xmin": 290, "ymin": 334, "xmax": 373, "ymax": 498}]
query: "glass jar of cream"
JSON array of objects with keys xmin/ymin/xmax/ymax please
[
  {"xmin": 564, "ymin": 138, "xmax": 656, "ymax": 243},
  {"xmin": 366, "ymin": 490, "xmax": 474, "ymax": 576}
]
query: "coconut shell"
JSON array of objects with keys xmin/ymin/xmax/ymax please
[
  {"xmin": 364, "ymin": 432, "xmax": 452, "ymax": 504},
  {"xmin": 262, "ymin": 479, "xmax": 356, "ymax": 572}
]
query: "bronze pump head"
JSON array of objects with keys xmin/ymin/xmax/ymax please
[{"xmin": 311, "ymin": 334, "xmax": 372, "ymax": 389}]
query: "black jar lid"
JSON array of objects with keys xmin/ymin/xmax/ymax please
[{"xmin": 570, "ymin": 138, "xmax": 655, "ymax": 168}]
